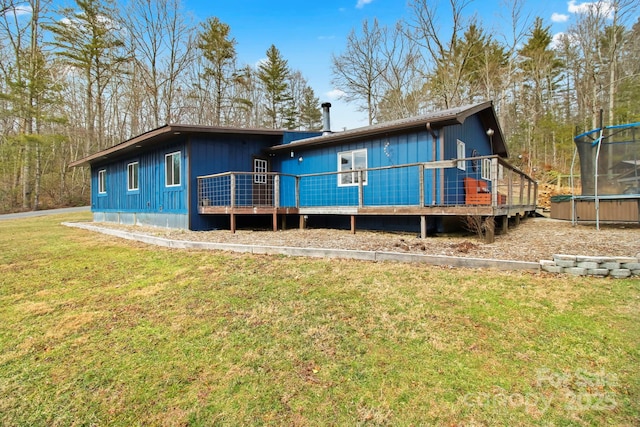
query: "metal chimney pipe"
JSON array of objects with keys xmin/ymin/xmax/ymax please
[{"xmin": 321, "ymin": 102, "xmax": 332, "ymax": 135}]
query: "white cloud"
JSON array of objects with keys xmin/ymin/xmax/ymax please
[
  {"xmin": 551, "ymin": 12, "xmax": 569, "ymax": 22},
  {"xmin": 567, "ymin": 0, "xmax": 615, "ymax": 18},
  {"xmin": 356, "ymin": 0, "xmax": 373, "ymax": 9},
  {"xmin": 551, "ymin": 32, "xmax": 565, "ymax": 49},
  {"xmin": 326, "ymin": 89, "xmax": 346, "ymax": 100},
  {"xmin": 1, "ymin": 4, "xmax": 32, "ymax": 17}
]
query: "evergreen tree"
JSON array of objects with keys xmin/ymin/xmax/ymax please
[
  {"xmin": 257, "ymin": 44, "xmax": 290, "ymax": 128},
  {"xmin": 45, "ymin": 0, "xmax": 126, "ymax": 153},
  {"xmin": 197, "ymin": 17, "xmax": 236, "ymax": 126},
  {"xmin": 298, "ymin": 86, "xmax": 321, "ymax": 131}
]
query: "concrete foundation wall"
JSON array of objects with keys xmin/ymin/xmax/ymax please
[{"xmin": 93, "ymin": 211, "xmax": 188, "ymax": 229}]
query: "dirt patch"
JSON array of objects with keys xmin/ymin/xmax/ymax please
[{"xmin": 91, "ymin": 217, "xmax": 640, "ymax": 263}]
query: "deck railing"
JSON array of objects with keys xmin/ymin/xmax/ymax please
[{"xmin": 197, "ymin": 156, "xmax": 537, "ymax": 212}]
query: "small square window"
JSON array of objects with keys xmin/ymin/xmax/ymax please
[{"xmin": 338, "ymin": 149, "xmax": 367, "ymax": 187}]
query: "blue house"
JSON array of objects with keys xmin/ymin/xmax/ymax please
[{"xmin": 70, "ymin": 101, "xmax": 537, "ymax": 236}]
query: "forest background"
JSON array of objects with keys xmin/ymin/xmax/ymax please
[{"xmin": 0, "ymin": 0, "xmax": 638, "ymax": 213}]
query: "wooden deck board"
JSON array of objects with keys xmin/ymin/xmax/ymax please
[{"xmin": 199, "ymin": 204, "xmax": 536, "ymax": 217}]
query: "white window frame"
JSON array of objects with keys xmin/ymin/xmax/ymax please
[
  {"xmin": 456, "ymin": 140, "xmax": 466, "ymax": 170},
  {"xmin": 337, "ymin": 149, "xmax": 368, "ymax": 187},
  {"xmin": 165, "ymin": 151, "xmax": 181, "ymax": 187},
  {"xmin": 254, "ymin": 158, "xmax": 268, "ymax": 184},
  {"xmin": 127, "ymin": 162, "xmax": 139, "ymax": 191},
  {"xmin": 481, "ymin": 158, "xmax": 492, "ymax": 180},
  {"xmin": 98, "ymin": 169, "xmax": 106, "ymax": 194}
]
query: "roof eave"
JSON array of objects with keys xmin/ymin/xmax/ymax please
[{"xmin": 69, "ymin": 124, "xmax": 286, "ymax": 167}]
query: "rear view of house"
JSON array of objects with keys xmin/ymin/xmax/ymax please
[{"xmin": 70, "ymin": 101, "xmax": 537, "ymax": 236}]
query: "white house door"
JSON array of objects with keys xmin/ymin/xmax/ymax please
[{"xmin": 252, "ymin": 157, "xmax": 273, "ymax": 206}]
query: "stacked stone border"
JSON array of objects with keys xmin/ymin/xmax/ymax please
[{"xmin": 541, "ymin": 255, "xmax": 640, "ymax": 278}]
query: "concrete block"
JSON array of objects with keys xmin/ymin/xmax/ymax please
[
  {"xmin": 632, "ymin": 270, "xmax": 640, "ymax": 276},
  {"xmin": 554, "ymin": 254, "xmax": 577, "ymax": 261},
  {"xmin": 613, "ymin": 257, "xmax": 638, "ymax": 264},
  {"xmin": 621, "ymin": 262, "xmax": 640, "ymax": 270},
  {"xmin": 577, "ymin": 261, "xmax": 600, "ymax": 269},
  {"xmin": 587, "ymin": 268, "xmax": 609, "ymax": 277},
  {"xmin": 601, "ymin": 262, "xmax": 621, "ymax": 270},
  {"xmin": 576, "ymin": 256, "xmax": 606, "ymax": 264},
  {"xmin": 610, "ymin": 269, "xmax": 631, "ymax": 279},
  {"xmin": 555, "ymin": 259, "xmax": 577, "ymax": 268},
  {"xmin": 541, "ymin": 265, "xmax": 565, "ymax": 274},
  {"xmin": 540, "ymin": 260, "xmax": 556, "ymax": 266},
  {"xmin": 565, "ymin": 267, "xmax": 587, "ymax": 276}
]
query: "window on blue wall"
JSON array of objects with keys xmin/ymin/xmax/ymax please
[
  {"xmin": 254, "ymin": 158, "xmax": 267, "ymax": 184},
  {"xmin": 338, "ymin": 149, "xmax": 367, "ymax": 186},
  {"xmin": 98, "ymin": 169, "xmax": 106, "ymax": 194},
  {"xmin": 127, "ymin": 162, "xmax": 139, "ymax": 191},
  {"xmin": 456, "ymin": 140, "xmax": 466, "ymax": 170},
  {"xmin": 482, "ymin": 158, "xmax": 491, "ymax": 180},
  {"xmin": 165, "ymin": 152, "xmax": 181, "ymax": 187}
]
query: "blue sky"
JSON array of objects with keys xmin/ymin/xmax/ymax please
[{"xmin": 182, "ymin": 0, "xmax": 623, "ymax": 130}]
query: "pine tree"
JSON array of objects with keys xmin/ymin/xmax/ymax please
[
  {"xmin": 197, "ymin": 17, "xmax": 236, "ymax": 126},
  {"xmin": 45, "ymin": 0, "xmax": 126, "ymax": 153},
  {"xmin": 257, "ymin": 44, "xmax": 290, "ymax": 129},
  {"xmin": 298, "ymin": 86, "xmax": 321, "ymax": 131}
]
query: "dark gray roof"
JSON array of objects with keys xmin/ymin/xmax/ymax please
[
  {"xmin": 269, "ymin": 101, "xmax": 508, "ymax": 157},
  {"xmin": 69, "ymin": 124, "xmax": 285, "ymax": 167},
  {"xmin": 70, "ymin": 101, "xmax": 508, "ymax": 168}
]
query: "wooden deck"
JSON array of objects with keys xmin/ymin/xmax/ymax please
[
  {"xmin": 198, "ymin": 204, "xmax": 535, "ymax": 235},
  {"xmin": 197, "ymin": 156, "xmax": 538, "ymax": 236}
]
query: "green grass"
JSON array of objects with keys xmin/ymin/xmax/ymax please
[{"xmin": 1, "ymin": 212, "xmax": 638, "ymax": 426}]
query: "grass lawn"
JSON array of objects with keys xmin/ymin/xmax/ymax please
[{"xmin": 0, "ymin": 212, "xmax": 638, "ymax": 426}]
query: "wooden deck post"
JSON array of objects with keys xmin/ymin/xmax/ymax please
[
  {"xmin": 491, "ymin": 157, "xmax": 499, "ymax": 206},
  {"xmin": 420, "ymin": 215, "xmax": 427, "ymax": 239},
  {"xmin": 272, "ymin": 212, "xmax": 278, "ymax": 232},
  {"xmin": 230, "ymin": 213, "xmax": 236, "ymax": 234},
  {"xmin": 358, "ymin": 170, "xmax": 364, "ymax": 207},
  {"xmin": 299, "ymin": 215, "xmax": 306, "ymax": 230},
  {"xmin": 230, "ymin": 174, "xmax": 236, "ymax": 208},
  {"xmin": 484, "ymin": 216, "xmax": 495, "ymax": 243},
  {"xmin": 350, "ymin": 215, "xmax": 356, "ymax": 234},
  {"xmin": 419, "ymin": 164, "xmax": 425, "ymax": 207},
  {"xmin": 499, "ymin": 215, "xmax": 508, "ymax": 234}
]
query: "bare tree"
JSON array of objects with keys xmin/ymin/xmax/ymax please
[
  {"xmin": 377, "ymin": 21, "xmax": 424, "ymax": 122},
  {"xmin": 406, "ymin": 0, "xmax": 473, "ymax": 109},
  {"xmin": 122, "ymin": 0, "xmax": 195, "ymax": 128},
  {"xmin": 331, "ymin": 18, "xmax": 387, "ymax": 125}
]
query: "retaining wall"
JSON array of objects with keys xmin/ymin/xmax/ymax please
[{"xmin": 541, "ymin": 254, "xmax": 640, "ymax": 278}]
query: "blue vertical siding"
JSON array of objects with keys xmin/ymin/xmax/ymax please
[
  {"xmin": 188, "ymin": 134, "xmax": 281, "ymax": 230},
  {"xmin": 275, "ymin": 130, "xmax": 436, "ymax": 207},
  {"xmin": 443, "ymin": 115, "xmax": 494, "ymax": 205},
  {"xmin": 91, "ymin": 140, "xmax": 188, "ymax": 214}
]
